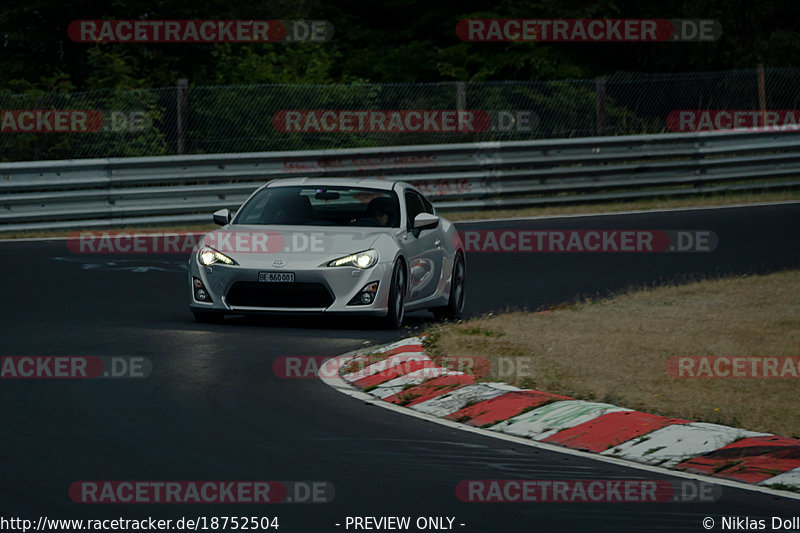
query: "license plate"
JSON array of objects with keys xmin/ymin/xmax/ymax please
[{"xmin": 258, "ymin": 272, "xmax": 295, "ymax": 283}]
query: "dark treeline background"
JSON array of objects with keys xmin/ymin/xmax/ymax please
[{"xmin": 2, "ymin": 0, "xmax": 800, "ymax": 92}]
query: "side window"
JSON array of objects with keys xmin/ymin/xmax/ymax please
[
  {"xmin": 421, "ymin": 194, "xmax": 435, "ymax": 215},
  {"xmin": 404, "ymin": 191, "xmax": 425, "ymax": 229}
]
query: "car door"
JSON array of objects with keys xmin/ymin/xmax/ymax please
[{"xmin": 402, "ymin": 189, "xmax": 443, "ymax": 302}]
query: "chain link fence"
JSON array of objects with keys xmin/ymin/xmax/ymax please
[{"xmin": 3, "ymin": 67, "xmax": 800, "ymax": 162}]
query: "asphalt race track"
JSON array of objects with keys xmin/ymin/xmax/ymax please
[{"xmin": 2, "ymin": 202, "xmax": 800, "ymax": 533}]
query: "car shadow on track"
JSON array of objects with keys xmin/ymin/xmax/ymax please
[{"xmin": 186, "ymin": 311, "xmax": 437, "ymax": 333}]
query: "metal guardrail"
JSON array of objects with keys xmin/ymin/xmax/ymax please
[{"xmin": 2, "ymin": 129, "xmax": 800, "ymax": 231}]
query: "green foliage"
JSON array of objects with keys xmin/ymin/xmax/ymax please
[
  {"xmin": 3, "ymin": 0, "xmax": 800, "ymax": 160},
  {"xmin": 3, "ymin": 0, "xmax": 800, "ymax": 92}
]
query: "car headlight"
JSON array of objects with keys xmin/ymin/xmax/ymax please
[
  {"xmin": 328, "ymin": 249, "xmax": 378, "ymax": 269},
  {"xmin": 198, "ymin": 246, "xmax": 237, "ymax": 266}
]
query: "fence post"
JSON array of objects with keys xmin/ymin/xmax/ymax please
[
  {"xmin": 757, "ymin": 63, "xmax": 767, "ymax": 127},
  {"xmin": 176, "ymin": 78, "xmax": 188, "ymax": 154},
  {"xmin": 595, "ymin": 76, "xmax": 606, "ymax": 136},
  {"xmin": 456, "ymin": 81, "xmax": 466, "ymax": 132}
]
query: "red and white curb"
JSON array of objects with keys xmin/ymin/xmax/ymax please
[{"xmin": 320, "ymin": 337, "xmax": 800, "ymax": 496}]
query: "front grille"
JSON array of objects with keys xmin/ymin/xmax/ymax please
[{"xmin": 226, "ymin": 281, "xmax": 334, "ymax": 309}]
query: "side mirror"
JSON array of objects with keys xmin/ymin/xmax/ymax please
[
  {"xmin": 413, "ymin": 212, "xmax": 439, "ymax": 232},
  {"xmin": 213, "ymin": 208, "xmax": 232, "ymax": 226}
]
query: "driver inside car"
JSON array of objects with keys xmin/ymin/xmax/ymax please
[{"xmin": 355, "ymin": 197, "xmax": 395, "ymax": 227}]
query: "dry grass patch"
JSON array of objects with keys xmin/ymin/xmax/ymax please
[{"xmin": 427, "ymin": 270, "xmax": 800, "ymax": 437}]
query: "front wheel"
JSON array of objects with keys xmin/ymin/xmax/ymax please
[
  {"xmin": 432, "ymin": 253, "xmax": 466, "ymax": 321},
  {"xmin": 383, "ymin": 260, "xmax": 406, "ymax": 329}
]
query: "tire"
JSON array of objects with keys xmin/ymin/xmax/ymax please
[
  {"xmin": 193, "ymin": 310, "xmax": 225, "ymax": 323},
  {"xmin": 432, "ymin": 253, "xmax": 466, "ymax": 321},
  {"xmin": 383, "ymin": 260, "xmax": 406, "ymax": 329}
]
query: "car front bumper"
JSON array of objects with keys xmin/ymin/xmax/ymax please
[{"xmin": 188, "ymin": 255, "xmax": 393, "ymax": 316}]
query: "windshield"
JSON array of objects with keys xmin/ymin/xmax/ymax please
[{"xmin": 233, "ymin": 185, "xmax": 401, "ymax": 227}]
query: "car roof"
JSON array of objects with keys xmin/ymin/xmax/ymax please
[{"xmin": 265, "ymin": 177, "xmax": 408, "ymax": 191}]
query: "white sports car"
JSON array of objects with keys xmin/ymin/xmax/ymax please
[{"xmin": 188, "ymin": 178, "xmax": 466, "ymax": 328}]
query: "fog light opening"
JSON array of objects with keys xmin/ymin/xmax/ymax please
[
  {"xmin": 348, "ymin": 281, "xmax": 379, "ymax": 306},
  {"xmin": 193, "ymin": 277, "xmax": 213, "ymax": 303}
]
